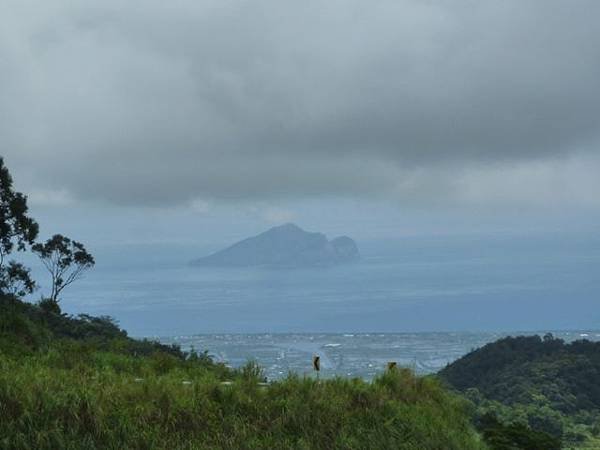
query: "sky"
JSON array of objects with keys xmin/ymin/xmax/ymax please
[{"xmin": 2, "ymin": 0, "xmax": 600, "ymax": 247}]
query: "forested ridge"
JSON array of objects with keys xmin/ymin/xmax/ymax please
[{"xmin": 440, "ymin": 335, "xmax": 600, "ymax": 449}]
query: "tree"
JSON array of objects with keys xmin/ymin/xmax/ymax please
[
  {"xmin": 0, "ymin": 261, "xmax": 36, "ymax": 297},
  {"xmin": 0, "ymin": 157, "xmax": 39, "ymax": 266},
  {"xmin": 0, "ymin": 157, "xmax": 39, "ymax": 296},
  {"xmin": 32, "ymin": 234, "xmax": 95, "ymax": 302}
]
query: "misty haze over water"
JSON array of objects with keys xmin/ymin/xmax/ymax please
[{"xmin": 25, "ymin": 231, "xmax": 600, "ymax": 337}]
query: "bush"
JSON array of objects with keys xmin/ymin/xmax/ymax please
[{"xmin": 37, "ymin": 298, "xmax": 61, "ymax": 315}]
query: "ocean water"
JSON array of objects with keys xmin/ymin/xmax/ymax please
[
  {"xmin": 160, "ymin": 331, "xmax": 600, "ymax": 381},
  {"xmin": 24, "ymin": 231, "xmax": 600, "ymax": 373},
  {"xmin": 42, "ymin": 232, "xmax": 600, "ymax": 335}
]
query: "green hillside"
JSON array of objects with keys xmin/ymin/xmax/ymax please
[
  {"xmin": 439, "ymin": 335, "xmax": 600, "ymax": 449},
  {"xmin": 0, "ymin": 295, "xmax": 486, "ymax": 450}
]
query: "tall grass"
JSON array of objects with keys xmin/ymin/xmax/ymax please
[
  {"xmin": 0, "ymin": 296, "xmax": 485, "ymax": 449},
  {"xmin": 0, "ymin": 352, "xmax": 485, "ymax": 450}
]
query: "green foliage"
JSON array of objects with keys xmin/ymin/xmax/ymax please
[
  {"xmin": 32, "ymin": 234, "xmax": 95, "ymax": 301},
  {"xmin": 0, "ymin": 295, "xmax": 209, "ymax": 361},
  {"xmin": 0, "ymin": 157, "xmax": 39, "ymax": 256},
  {"xmin": 0, "ymin": 304, "xmax": 50, "ymax": 356},
  {"xmin": 0, "ymin": 296, "xmax": 486, "ymax": 450},
  {"xmin": 477, "ymin": 413, "xmax": 561, "ymax": 450},
  {"xmin": 440, "ymin": 335, "xmax": 600, "ymax": 449},
  {"xmin": 37, "ymin": 297, "xmax": 62, "ymax": 315},
  {"xmin": 0, "ymin": 359, "xmax": 485, "ymax": 450},
  {"xmin": 0, "ymin": 157, "xmax": 38, "ymax": 297},
  {"xmin": 240, "ymin": 360, "xmax": 266, "ymax": 382},
  {"xmin": 0, "ymin": 261, "xmax": 36, "ymax": 296}
]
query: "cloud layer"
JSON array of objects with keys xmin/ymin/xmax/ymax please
[{"xmin": 2, "ymin": 0, "xmax": 600, "ymax": 208}]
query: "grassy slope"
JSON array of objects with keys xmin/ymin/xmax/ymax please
[{"xmin": 0, "ymin": 295, "xmax": 485, "ymax": 450}]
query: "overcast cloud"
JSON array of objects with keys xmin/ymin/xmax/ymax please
[{"xmin": 2, "ymin": 0, "xmax": 600, "ymax": 209}]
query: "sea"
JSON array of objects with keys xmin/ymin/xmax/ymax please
[
  {"xmin": 24, "ymin": 231, "xmax": 600, "ymax": 380},
  {"xmin": 160, "ymin": 331, "xmax": 600, "ymax": 381}
]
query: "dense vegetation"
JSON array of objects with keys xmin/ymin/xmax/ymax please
[
  {"xmin": 439, "ymin": 335, "xmax": 600, "ymax": 449},
  {"xmin": 0, "ymin": 294, "xmax": 486, "ymax": 450}
]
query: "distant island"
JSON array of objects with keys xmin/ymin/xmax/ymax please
[{"xmin": 192, "ymin": 223, "xmax": 360, "ymax": 268}]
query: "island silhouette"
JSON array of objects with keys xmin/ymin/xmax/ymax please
[{"xmin": 192, "ymin": 223, "xmax": 359, "ymax": 268}]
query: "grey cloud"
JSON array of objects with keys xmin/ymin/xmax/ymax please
[{"xmin": 2, "ymin": 0, "xmax": 600, "ymax": 206}]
